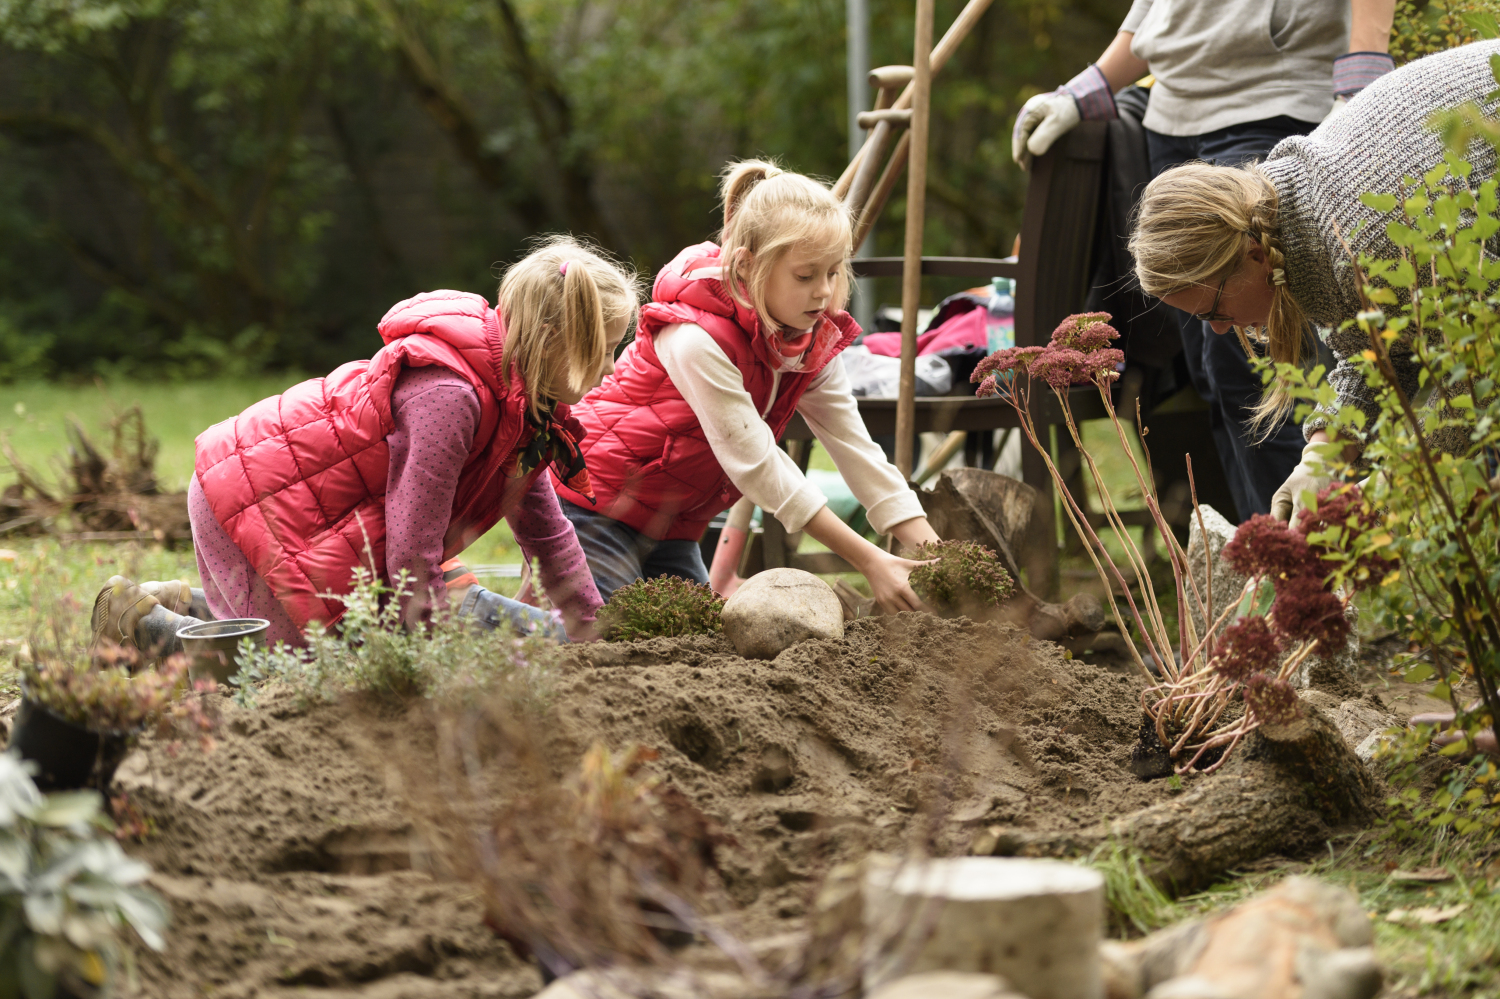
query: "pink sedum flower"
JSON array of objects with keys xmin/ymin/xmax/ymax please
[
  {"xmin": 1270, "ymin": 574, "xmax": 1351, "ymax": 652},
  {"xmin": 1244, "ymin": 673, "xmax": 1303, "ymax": 726},
  {"xmin": 1212, "ymin": 615, "xmax": 1279, "ymax": 682},
  {"xmin": 1222, "ymin": 514, "xmax": 1323, "ymax": 582}
]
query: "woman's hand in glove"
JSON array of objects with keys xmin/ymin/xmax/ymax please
[
  {"xmin": 1270, "ymin": 438, "xmax": 1335, "ymax": 523},
  {"xmin": 1011, "ymin": 92, "xmax": 1081, "ymax": 170}
]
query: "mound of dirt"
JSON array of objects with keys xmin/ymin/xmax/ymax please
[{"xmin": 111, "ymin": 614, "xmax": 1249, "ymax": 997}]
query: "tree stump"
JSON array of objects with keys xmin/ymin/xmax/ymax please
[
  {"xmin": 972, "ymin": 705, "xmax": 1377, "ymax": 894},
  {"xmin": 863, "ymin": 856, "xmax": 1104, "ymax": 999}
]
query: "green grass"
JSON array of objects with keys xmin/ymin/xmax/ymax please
[
  {"xmin": 1087, "ymin": 832, "xmax": 1500, "ymax": 996},
  {"xmin": 0, "ymin": 377, "xmax": 525, "ymax": 581}
]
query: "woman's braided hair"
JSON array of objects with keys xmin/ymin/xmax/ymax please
[{"xmin": 1129, "ymin": 161, "xmax": 1312, "ymax": 437}]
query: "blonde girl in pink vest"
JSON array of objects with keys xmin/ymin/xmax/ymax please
[
  {"xmin": 90, "ymin": 236, "xmax": 638, "ymax": 657},
  {"xmin": 553, "ymin": 161, "xmax": 941, "ymax": 612}
]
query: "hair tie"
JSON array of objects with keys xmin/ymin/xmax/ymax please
[
  {"xmin": 1270, "ymin": 267, "xmax": 1286, "ymax": 287},
  {"xmin": 559, "ymin": 260, "xmax": 570, "ymax": 277}
]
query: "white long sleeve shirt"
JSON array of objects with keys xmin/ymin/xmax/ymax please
[{"xmin": 653, "ymin": 322, "xmax": 925, "ymax": 534}]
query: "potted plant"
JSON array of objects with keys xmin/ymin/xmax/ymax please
[
  {"xmin": 0, "ymin": 750, "xmax": 169, "ymax": 998},
  {"xmin": 9, "ymin": 653, "xmax": 216, "ymax": 793}
]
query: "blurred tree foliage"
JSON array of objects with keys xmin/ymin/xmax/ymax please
[
  {"xmin": 1390, "ymin": 0, "xmax": 1500, "ymax": 64},
  {"xmin": 0, "ymin": 0, "xmax": 1123, "ymax": 379}
]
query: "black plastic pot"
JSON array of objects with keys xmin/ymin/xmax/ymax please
[{"xmin": 7, "ymin": 693, "xmax": 133, "ymax": 794}]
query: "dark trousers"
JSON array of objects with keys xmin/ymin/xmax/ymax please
[{"xmin": 1145, "ymin": 115, "xmax": 1314, "ymax": 521}]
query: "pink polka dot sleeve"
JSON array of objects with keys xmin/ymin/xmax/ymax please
[
  {"xmin": 511, "ymin": 471, "xmax": 603, "ymax": 634},
  {"xmin": 385, "ymin": 365, "xmax": 479, "ymax": 624}
]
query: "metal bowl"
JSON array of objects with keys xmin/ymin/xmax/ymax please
[{"xmin": 176, "ymin": 618, "xmax": 270, "ymax": 686}]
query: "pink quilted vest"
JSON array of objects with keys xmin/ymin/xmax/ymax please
[
  {"xmin": 553, "ymin": 242, "xmax": 859, "ymax": 541},
  {"xmin": 195, "ymin": 290, "xmax": 548, "ymax": 628}
]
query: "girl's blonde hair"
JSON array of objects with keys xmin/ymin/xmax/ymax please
[
  {"xmin": 497, "ymin": 235, "xmax": 640, "ymax": 417},
  {"xmin": 717, "ymin": 159, "xmax": 854, "ymax": 332},
  {"xmin": 1129, "ymin": 162, "xmax": 1310, "ymax": 435}
]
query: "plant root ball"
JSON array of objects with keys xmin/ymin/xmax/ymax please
[{"xmin": 720, "ymin": 568, "xmax": 844, "ymax": 659}]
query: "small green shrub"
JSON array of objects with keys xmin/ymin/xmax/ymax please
[
  {"xmin": 909, "ymin": 540, "xmax": 1015, "ymax": 613},
  {"xmin": 232, "ymin": 568, "xmax": 557, "ymax": 709},
  {"xmin": 597, "ymin": 576, "xmax": 723, "ymax": 642}
]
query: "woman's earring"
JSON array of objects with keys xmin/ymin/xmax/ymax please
[{"xmin": 1269, "ymin": 267, "xmax": 1287, "ymax": 287}]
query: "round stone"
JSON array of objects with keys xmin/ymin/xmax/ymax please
[{"xmin": 720, "ymin": 567, "xmax": 844, "ymax": 659}]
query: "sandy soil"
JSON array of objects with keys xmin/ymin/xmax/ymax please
[{"xmin": 31, "ymin": 613, "xmax": 1434, "ymax": 998}]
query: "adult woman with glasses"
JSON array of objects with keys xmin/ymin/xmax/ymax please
[
  {"xmin": 1129, "ymin": 40, "xmax": 1500, "ymax": 522},
  {"xmin": 1014, "ymin": 0, "xmax": 1398, "ymax": 522}
]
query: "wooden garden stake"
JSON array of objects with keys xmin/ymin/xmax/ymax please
[{"xmin": 894, "ymin": 0, "xmax": 933, "ymax": 480}]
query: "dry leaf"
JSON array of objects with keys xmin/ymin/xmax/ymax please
[
  {"xmin": 1389, "ymin": 867, "xmax": 1454, "ymax": 884},
  {"xmin": 1385, "ymin": 903, "xmax": 1468, "ymax": 925}
]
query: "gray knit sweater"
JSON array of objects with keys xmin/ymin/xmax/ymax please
[{"xmin": 1262, "ymin": 39, "xmax": 1500, "ymax": 452}]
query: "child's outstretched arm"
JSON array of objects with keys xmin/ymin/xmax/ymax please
[
  {"xmin": 511, "ymin": 471, "xmax": 604, "ymax": 641},
  {"xmin": 657, "ymin": 323, "xmax": 936, "ymax": 614}
]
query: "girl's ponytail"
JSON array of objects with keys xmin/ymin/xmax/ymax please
[
  {"xmin": 720, "ymin": 159, "xmax": 784, "ymax": 229},
  {"xmin": 497, "ymin": 236, "xmax": 640, "ymax": 417},
  {"xmin": 715, "ymin": 158, "xmax": 853, "ymax": 334},
  {"xmin": 558, "ymin": 259, "xmax": 607, "ymax": 402}
]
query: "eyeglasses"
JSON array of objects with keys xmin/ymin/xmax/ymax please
[{"xmin": 1190, "ymin": 278, "xmax": 1232, "ymax": 323}]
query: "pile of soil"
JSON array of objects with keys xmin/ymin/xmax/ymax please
[{"xmin": 111, "ymin": 613, "xmax": 1300, "ymax": 997}]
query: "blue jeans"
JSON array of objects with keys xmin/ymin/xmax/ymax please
[
  {"xmin": 456, "ymin": 583, "xmax": 567, "ymax": 642},
  {"xmin": 559, "ymin": 498, "xmax": 709, "ymax": 603},
  {"xmin": 1146, "ymin": 116, "xmax": 1315, "ymax": 521}
]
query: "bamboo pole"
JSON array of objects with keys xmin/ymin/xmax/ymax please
[{"xmin": 895, "ymin": 0, "xmax": 934, "ymax": 481}]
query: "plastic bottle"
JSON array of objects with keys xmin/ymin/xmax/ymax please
[{"xmin": 986, "ymin": 277, "xmax": 1015, "ymax": 352}]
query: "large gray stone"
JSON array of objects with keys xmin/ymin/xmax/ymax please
[
  {"xmin": 1184, "ymin": 504, "xmax": 1358, "ymax": 688},
  {"xmin": 720, "ymin": 568, "xmax": 844, "ymax": 660}
]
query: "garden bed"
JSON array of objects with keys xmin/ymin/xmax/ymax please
[{"xmin": 76, "ymin": 611, "xmax": 1406, "ymax": 998}]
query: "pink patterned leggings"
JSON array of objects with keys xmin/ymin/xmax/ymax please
[{"xmin": 187, "ymin": 475, "xmax": 303, "ymax": 647}]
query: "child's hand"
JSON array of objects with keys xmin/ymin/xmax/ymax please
[{"xmin": 860, "ymin": 550, "xmax": 934, "ymax": 615}]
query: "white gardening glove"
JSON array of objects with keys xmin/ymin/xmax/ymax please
[
  {"xmin": 1322, "ymin": 95, "xmax": 1348, "ymax": 123},
  {"xmin": 1011, "ymin": 91, "xmax": 1081, "ymax": 171},
  {"xmin": 1269, "ymin": 440, "xmax": 1335, "ymax": 524}
]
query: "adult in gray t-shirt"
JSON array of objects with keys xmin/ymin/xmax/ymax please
[{"xmin": 1010, "ymin": 1, "xmax": 1396, "ymax": 523}]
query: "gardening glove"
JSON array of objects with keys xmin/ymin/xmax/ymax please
[
  {"xmin": 1012, "ymin": 64, "xmax": 1117, "ymax": 170},
  {"xmin": 1269, "ymin": 441, "xmax": 1334, "ymax": 524}
]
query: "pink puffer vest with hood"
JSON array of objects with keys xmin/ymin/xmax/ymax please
[
  {"xmin": 195, "ymin": 290, "xmax": 553, "ymax": 628},
  {"xmin": 553, "ymin": 241, "xmax": 859, "ymax": 540}
]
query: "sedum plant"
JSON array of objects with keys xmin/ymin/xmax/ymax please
[
  {"xmin": 0, "ymin": 751, "xmax": 169, "ymax": 998},
  {"xmin": 972, "ymin": 312, "xmax": 1364, "ymax": 773},
  {"xmin": 909, "ymin": 540, "xmax": 1015, "ymax": 616},
  {"xmin": 20, "ymin": 654, "xmax": 216, "ymax": 751},
  {"xmin": 596, "ymin": 576, "xmax": 723, "ymax": 643}
]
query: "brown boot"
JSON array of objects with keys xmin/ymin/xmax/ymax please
[
  {"xmin": 90, "ymin": 575, "xmax": 158, "ymax": 655},
  {"xmin": 140, "ymin": 580, "xmax": 198, "ymax": 617}
]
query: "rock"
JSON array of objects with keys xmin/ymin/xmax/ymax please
[
  {"xmin": 533, "ymin": 968, "xmax": 758, "ymax": 999},
  {"xmin": 863, "ymin": 856, "xmax": 1104, "ymax": 999},
  {"xmin": 1185, "ymin": 504, "xmax": 1359, "ymax": 688},
  {"xmin": 720, "ymin": 568, "xmax": 843, "ymax": 659},
  {"xmin": 1104, "ymin": 877, "xmax": 1381, "ymax": 999},
  {"xmin": 868, "ymin": 971, "xmax": 1023, "ymax": 999}
]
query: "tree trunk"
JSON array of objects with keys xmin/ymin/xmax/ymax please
[{"xmin": 972, "ymin": 706, "xmax": 1378, "ymax": 894}]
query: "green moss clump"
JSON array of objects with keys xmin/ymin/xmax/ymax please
[
  {"xmin": 910, "ymin": 540, "xmax": 1015, "ymax": 613},
  {"xmin": 598, "ymin": 576, "xmax": 724, "ymax": 642}
]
